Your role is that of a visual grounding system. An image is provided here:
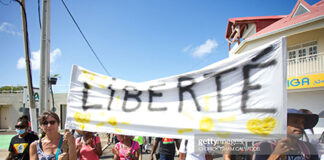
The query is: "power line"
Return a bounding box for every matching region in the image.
[38,0,41,28]
[60,0,112,76]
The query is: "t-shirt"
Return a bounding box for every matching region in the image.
[8,133,39,160]
[115,140,140,160]
[179,139,210,160]
[133,136,144,145]
[76,136,101,160]
[253,140,319,160]
[156,138,177,156]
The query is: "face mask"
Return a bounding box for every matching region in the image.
[16,128,26,135]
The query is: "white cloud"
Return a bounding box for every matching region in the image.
[17,49,62,70]
[182,45,192,53]
[192,39,218,57]
[50,48,62,63]
[17,57,26,69]
[0,22,22,36]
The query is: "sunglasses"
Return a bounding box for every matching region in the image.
[42,120,56,125]
[15,125,26,129]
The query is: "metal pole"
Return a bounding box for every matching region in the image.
[46,0,51,111]
[40,0,51,113]
[19,0,37,132]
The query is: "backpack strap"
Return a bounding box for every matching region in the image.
[296,140,310,159]
[55,135,63,160]
[269,140,277,151]
[130,140,135,153]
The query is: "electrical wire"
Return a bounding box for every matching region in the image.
[38,0,41,28]
[60,0,112,76]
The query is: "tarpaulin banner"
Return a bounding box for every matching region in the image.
[65,37,287,140]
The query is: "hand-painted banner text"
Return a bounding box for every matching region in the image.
[65,38,287,140]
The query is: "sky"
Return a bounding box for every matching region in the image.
[0,0,321,93]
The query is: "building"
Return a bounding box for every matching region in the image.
[225,0,324,133]
[0,89,67,130]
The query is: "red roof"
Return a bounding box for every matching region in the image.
[249,0,324,39]
[225,16,285,39]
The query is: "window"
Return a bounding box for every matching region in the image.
[309,46,317,59]
[287,41,318,63]
[288,51,296,63]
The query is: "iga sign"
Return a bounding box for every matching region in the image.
[287,73,324,89]
[65,38,287,140]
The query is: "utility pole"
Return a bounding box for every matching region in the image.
[19,0,37,132]
[40,0,51,113]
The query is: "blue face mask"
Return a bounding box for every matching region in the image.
[16,128,26,135]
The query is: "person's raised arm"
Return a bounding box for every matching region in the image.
[93,136,103,156]
[112,145,120,160]
[64,131,77,160]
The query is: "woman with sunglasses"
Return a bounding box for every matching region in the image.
[29,111,76,160]
[6,116,39,160]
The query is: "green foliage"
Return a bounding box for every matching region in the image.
[0,86,24,91]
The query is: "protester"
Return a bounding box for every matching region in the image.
[29,111,76,160]
[6,116,39,160]
[133,136,145,160]
[153,137,161,160]
[253,108,319,160]
[144,136,150,153]
[76,131,102,160]
[299,109,324,159]
[150,137,180,160]
[20,115,37,136]
[179,139,212,160]
[112,134,140,160]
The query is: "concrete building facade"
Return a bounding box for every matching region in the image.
[0,90,67,130]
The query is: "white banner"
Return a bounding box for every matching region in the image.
[65,38,287,140]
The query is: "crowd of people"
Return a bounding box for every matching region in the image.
[5,108,324,160]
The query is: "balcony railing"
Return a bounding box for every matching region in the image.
[287,52,324,77]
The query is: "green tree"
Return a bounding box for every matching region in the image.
[0,86,24,91]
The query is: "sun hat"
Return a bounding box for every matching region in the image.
[287,108,319,129]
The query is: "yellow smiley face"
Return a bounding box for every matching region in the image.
[108,117,117,126]
[73,112,91,130]
[247,117,276,136]
[199,117,214,132]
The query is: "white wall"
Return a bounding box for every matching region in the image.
[0,93,24,129]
